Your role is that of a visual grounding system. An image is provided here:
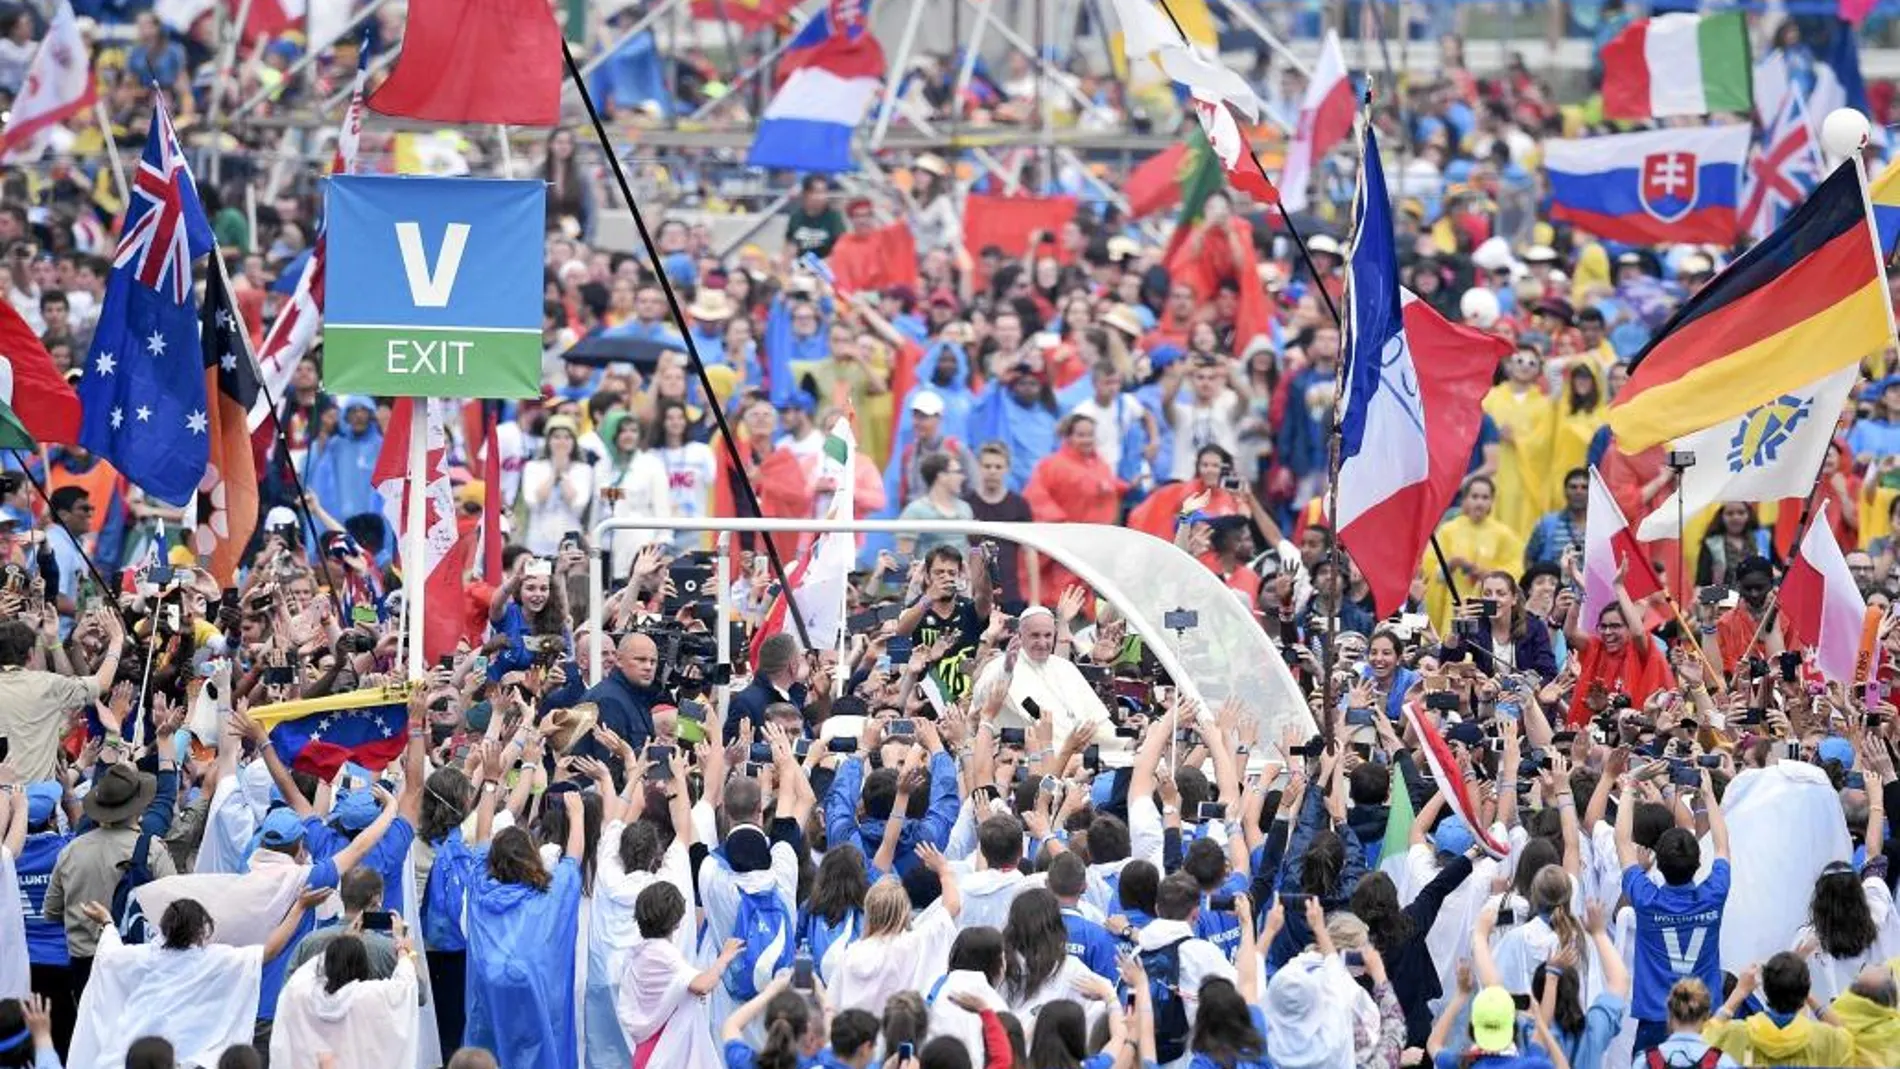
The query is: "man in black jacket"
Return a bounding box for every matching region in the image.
[573,632,669,781]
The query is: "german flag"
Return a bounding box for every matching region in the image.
[1610,161,1894,454]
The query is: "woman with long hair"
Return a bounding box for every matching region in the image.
[797,844,869,987]
[1550,362,1605,492]
[1446,570,1557,682]
[1480,864,1588,1001]
[269,934,421,1068]
[1026,988,1131,1069]
[1794,858,1900,1004]
[595,411,674,579]
[486,547,572,680]
[832,844,961,1016]
[1002,888,1103,1030]
[464,772,587,1069]
[1350,843,1478,1048]
[1189,892,1267,1069]
[649,399,717,553]
[542,127,597,240]
[419,766,476,1055]
[721,984,828,1069]
[520,414,596,556]
[1696,502,1774,587]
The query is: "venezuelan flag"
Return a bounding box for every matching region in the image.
[1611,162,1893,454]
[249,684,413,779]
[1872,156,1900,261]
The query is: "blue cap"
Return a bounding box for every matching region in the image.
[1432,815,1476,857]
[1446,721,1485,748]
[777,392,815,413]
[1819,736,1857,770]
[329,791,380,833]
[25,782,61,826]
[259,807,307,848]
[1148,344,1185,372]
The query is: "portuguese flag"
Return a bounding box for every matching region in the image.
[1125,126,1223,222]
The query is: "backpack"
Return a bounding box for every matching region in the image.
[1140,936,1193,1064]
[1643,1048,1723,1069]
[722,862,795,1001]
[110,832,159,945]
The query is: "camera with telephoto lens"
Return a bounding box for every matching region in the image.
[635,622,719,688]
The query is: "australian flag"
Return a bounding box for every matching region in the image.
[77,99,215,507]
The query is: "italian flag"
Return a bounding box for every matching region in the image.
[0,360,32,450]
[750,418,856,666]
[1602,12,1752,120]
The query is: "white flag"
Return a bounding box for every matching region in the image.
[798,418,858,655]
[1635,365,1856,540]
[0,0,95,163]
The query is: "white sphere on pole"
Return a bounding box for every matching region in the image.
[1821,107,1873,161]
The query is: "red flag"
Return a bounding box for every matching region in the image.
[1781,501,1867,682]
[1582,467,1666,628]
[690,0,799,30]
[1124,142,1191,219]
[1403,701,1509,858]
[0,301,81,444]
[368,0,561,126]
[827,222,919,297]
[962,194,1078,289]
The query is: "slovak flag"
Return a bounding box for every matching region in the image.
[747,0,885,174]
[1781,501,1868,682]
[1337,124,1510,616]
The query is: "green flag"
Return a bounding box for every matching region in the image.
[1378,762,1415,867]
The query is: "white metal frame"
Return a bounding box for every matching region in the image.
[588,517,1203,696]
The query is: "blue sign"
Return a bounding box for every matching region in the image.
[324,176,545,398]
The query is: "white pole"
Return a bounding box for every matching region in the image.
[206,0,258,186]
[404,401,427,681]
[588,546,605,686]
[497,124,514,177]
[716,535,732,719]
[869,0,930,149]
[94,98,129,214]
[244,181,257,254]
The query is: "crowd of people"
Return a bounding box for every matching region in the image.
[9,0,1900,1068]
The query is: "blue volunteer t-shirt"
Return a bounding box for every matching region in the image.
[257,857,341,1020]
[303,814,416,914]
[1062,906,1121,981]
[18,832,72,964]
[1191,873,1251,960]
[1623,858,1731,1022]
[724,1039,821,1069]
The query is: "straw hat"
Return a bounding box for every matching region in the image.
[545,702,600,753]
[688,289,734,322]
[915,153,949,177]
[1100,304,1145,338]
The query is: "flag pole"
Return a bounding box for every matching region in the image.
[560,35,813,650]
[208,249,347,622]
[1152,0,1469,625]
[93,98,130,215]
[402,399,427,681]
[6,449,132,633]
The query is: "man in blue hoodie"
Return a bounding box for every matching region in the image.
[571,632,670,779]
[823,714,959,879]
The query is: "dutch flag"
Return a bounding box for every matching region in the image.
[747,1,887,174]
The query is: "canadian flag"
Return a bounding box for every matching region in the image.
[1781,501,1867,683]
[0,0,96,163]
[1581,465,1665,629]
[1278,30,1353,214]
[373,398,471,664]
[248,63,365,470]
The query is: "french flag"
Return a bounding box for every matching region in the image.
[1782,501,1868,683]
[747,0,886,174]
[1543,124,1751,247]
[1338,124,1511,617]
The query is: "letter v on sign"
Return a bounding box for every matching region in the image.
[395,222,471,308]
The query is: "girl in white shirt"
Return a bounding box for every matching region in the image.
[831,846,963,1017]
[520,416,596,556]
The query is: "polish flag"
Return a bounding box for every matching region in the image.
[1278,30,1353,213]
[1781,501,1867,682]
[1581,466,1665,629]
[1403,701,1508,858]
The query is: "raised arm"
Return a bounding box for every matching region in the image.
[1701,767,1729,861]
[331,786,403,877]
